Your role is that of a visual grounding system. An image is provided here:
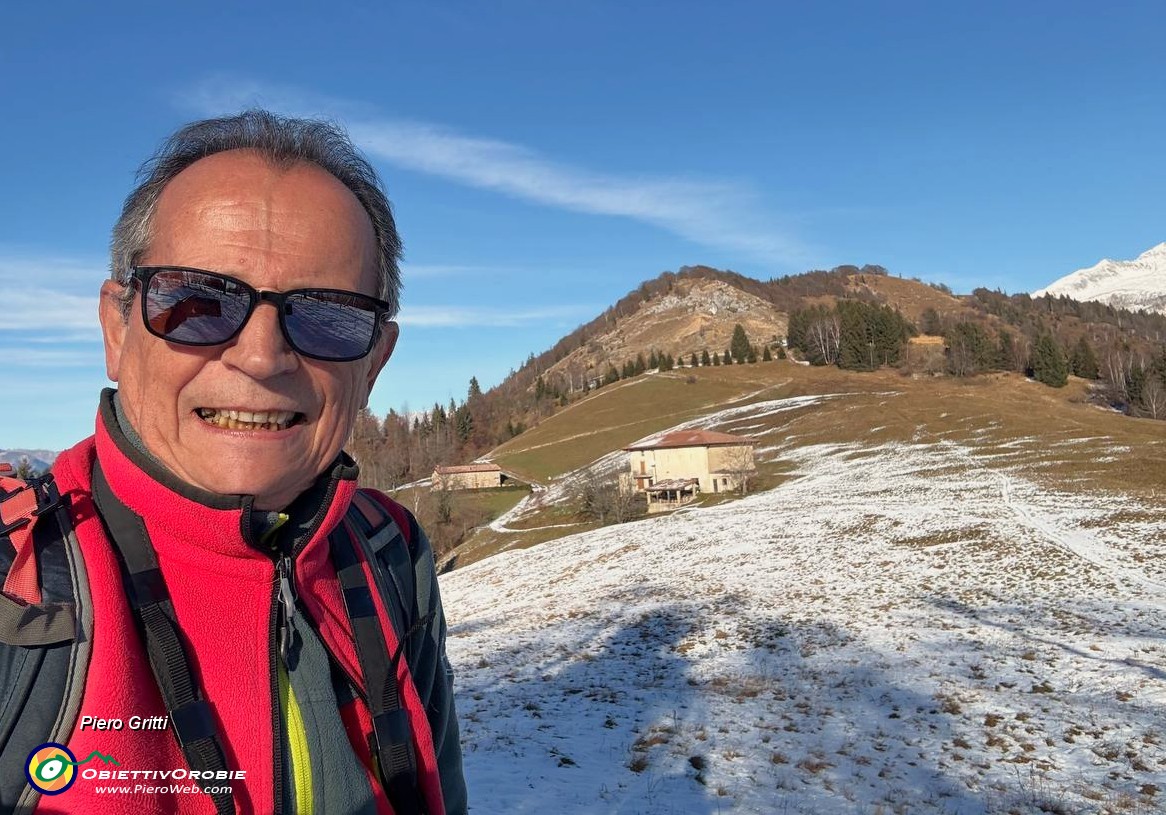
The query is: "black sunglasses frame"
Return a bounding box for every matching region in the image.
[129,266,393,362]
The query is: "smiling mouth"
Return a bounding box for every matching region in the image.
[195,408,305,431]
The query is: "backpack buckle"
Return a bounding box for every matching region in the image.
[0,474,66,521]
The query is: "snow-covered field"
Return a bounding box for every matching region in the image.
[441,407,1165,814]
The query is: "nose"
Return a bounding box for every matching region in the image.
[219,301,300,379]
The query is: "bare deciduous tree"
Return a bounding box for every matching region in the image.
[1140,378,1166,420]
[721,445,757,495]
[809,316,840,365]
[576,471,642,525]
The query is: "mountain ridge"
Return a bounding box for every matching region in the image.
[1034,242,1166,314]
[0,449,58,474]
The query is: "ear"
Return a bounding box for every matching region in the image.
[362,319,398,405]
[98,279,131,382]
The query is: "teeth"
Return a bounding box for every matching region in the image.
[197,408,299,430]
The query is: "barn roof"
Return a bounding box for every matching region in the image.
[433,462,502,475]
[624,430,753,451]
[645,478,700,492]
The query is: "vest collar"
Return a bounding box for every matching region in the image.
[94,388,360,558]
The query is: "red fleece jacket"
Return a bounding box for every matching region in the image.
[37,411,444,815]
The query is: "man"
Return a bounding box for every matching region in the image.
[0,111,466,814]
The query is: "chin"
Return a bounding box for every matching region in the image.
[199,469,304,505]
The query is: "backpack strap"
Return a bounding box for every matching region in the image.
[90,463,235,815]
[350,491,416,638]
[331,502,427,815]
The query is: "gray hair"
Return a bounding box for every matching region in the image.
[109,109,402,318]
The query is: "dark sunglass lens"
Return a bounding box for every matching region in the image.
[283,292,378,360]
[144,271,250,344]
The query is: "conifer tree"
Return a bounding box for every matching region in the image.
[1029,333,1069,387]
[14,457,37,480]
[712,353,721,366]
[724,348,733,365]
[690,352,698,368]
[455,404,474,442]
[731,324,751,364]
[945,321,993,376]
[762,346,772,362]
[920,307,943,335]
[701,349,711,366]
[997,330,1016,371]
[634,354,647,375]
[649,350,658,369]
[1070,336,1100,380]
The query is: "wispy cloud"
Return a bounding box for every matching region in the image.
[0,251,107,286]
[398,304,592,328]
[0,251,104,333]
[400,263,514,279]
[1,291,100,332]
[0,347,101,367]
[182,78,811,265]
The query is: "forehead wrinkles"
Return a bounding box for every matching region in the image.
[150,155,369,276]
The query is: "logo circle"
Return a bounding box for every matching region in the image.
[26,743,77,795]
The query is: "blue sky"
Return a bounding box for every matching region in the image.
[3,1,1164,450]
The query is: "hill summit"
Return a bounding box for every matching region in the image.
[542,276,788,386]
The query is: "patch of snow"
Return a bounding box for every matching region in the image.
[443,436,1166,814]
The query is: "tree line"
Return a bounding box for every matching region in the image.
[348,267,1166,503]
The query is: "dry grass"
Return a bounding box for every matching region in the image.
[450,361,1166,566]
[493,364,787,482]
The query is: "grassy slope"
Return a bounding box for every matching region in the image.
[453,360,1164,569]
[492,364,788,483]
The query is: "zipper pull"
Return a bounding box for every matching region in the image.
[277,556,297,662]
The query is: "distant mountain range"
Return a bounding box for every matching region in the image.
[0,449,58,474]
[1035,242,1166,314]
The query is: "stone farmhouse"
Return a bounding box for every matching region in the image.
[431,462,505,491]
[622,430,756,512]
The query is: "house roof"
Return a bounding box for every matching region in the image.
[624,430,754,451]
[433,463,502,475]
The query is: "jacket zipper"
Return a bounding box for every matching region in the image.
[269,474,343,814]
[270,555,288,814]
[277,555,297,663]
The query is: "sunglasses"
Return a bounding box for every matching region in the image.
[130,266,392,362]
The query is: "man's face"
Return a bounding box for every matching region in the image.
[99,150,397,510]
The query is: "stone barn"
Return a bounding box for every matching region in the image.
[431,462,505,491]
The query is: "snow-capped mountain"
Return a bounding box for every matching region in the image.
[0,449,57,474]
[1034,242,1166,314]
